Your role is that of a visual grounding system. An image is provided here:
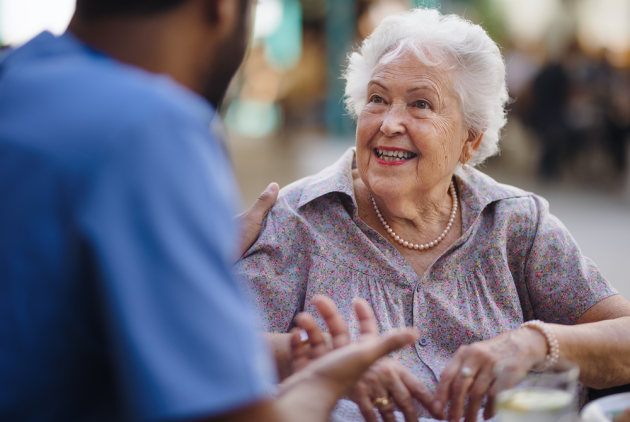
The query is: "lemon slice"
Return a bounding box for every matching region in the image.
[500,389,574,412]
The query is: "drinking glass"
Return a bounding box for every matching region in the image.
[493,359,580,422]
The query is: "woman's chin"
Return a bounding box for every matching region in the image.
[365,177,413,200]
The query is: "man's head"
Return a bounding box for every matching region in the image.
[75,0,187,19]
[71,0,253,108]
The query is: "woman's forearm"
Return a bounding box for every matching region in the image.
[553,316,630,389]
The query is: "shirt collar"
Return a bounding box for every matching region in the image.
[297,147,532,226]
[297,147,358,210]
[454,166,532,229]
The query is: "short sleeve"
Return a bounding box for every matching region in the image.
[522,195,618,324]
[233,199,311,334]
[76,107,276,421]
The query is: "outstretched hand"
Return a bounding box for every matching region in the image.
[278,327,418,405]
[288,296,437,422]
[233,182,278,260]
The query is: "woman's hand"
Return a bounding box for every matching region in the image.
[291,296,436,422]
[347,357,436,422]
[434,327,548,422]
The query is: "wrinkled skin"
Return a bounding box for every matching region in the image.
[355,50,479,226]
[353,49,484,285]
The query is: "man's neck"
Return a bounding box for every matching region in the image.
[67,9,214,94]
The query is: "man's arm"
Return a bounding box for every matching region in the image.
[203,329,418,422]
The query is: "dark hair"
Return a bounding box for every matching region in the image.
[75,0,188,19]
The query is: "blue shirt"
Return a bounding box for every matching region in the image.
[0,32,275,422]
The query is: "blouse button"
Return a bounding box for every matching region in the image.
[419,338,429,347]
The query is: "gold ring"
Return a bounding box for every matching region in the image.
[373,397,390,408]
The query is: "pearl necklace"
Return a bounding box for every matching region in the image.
[370,180,458,251]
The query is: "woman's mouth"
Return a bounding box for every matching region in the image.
[374,148,417,162]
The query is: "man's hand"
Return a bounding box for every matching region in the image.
[289,297,435,422]
[206,331,417,422]
[277,326,419,422]
[233,182,278,260]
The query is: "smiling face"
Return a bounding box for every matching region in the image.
[356,50,477,205]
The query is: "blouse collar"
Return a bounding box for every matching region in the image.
[297,147,532,229]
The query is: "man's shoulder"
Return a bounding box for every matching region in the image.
[0,44,216,177]
[0,37,212,152]
[42,56,210,134]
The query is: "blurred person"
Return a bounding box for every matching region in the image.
[527,58,571,180]
[235,8,630,422]
[596,57,630,176]
[0,0,419,421]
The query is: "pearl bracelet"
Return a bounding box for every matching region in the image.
[520,319,560,372]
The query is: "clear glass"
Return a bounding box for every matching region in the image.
[494,359,580,422]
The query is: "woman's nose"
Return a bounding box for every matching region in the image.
[380,104,407,137]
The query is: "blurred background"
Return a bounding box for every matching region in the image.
[2,0,629,298]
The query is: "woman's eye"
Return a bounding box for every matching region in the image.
[415,100,430,109]
[371,96,384,104]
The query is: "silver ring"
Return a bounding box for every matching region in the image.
[460,367,473,378]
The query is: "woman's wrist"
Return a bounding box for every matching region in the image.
[520,320,560,371]
[518,325,548,359]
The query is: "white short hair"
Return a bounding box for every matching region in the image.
[344,8,509,166]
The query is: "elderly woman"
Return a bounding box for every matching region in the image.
[234,8,630,422]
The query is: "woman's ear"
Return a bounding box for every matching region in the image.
[459,131,484,164]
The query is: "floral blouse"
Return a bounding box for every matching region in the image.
[234,148,616,416]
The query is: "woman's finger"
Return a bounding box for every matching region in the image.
[289,328,310,372]
[385,370,419,422]
[433,350,466,419]
[464,365,494,422]
[398,367,437,417]
[353,385,380,422]
[447,356,481,422]
[372,387,397,422]
[360,364,397,422]
[353,298,379,338]
[295,312,329,360]
[312,295,351,349]
[483,380,497,420]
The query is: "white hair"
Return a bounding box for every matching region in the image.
[344,8,509,166]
